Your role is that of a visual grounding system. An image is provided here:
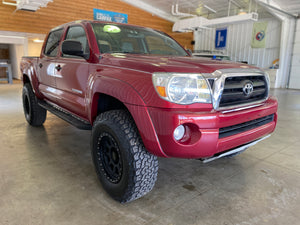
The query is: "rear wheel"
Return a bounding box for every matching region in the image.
[91,110,158,203]
[22,83,47,126]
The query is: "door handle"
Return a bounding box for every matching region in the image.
[39,63,43,68]
[55,65,62,71]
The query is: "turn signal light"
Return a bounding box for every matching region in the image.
[156,86,167,97]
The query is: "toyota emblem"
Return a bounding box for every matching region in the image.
[243,82,254,97]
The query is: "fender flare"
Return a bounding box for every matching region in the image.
[21,60,43,99]
[87,74,167,157]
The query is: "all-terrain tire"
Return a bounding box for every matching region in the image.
[91,110,158,203]
[22,83,47,126]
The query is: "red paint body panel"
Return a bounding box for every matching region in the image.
[89,61,214,110]
[55,58,90,117]
[125,104,167,158]
[20,20,278,159]
[147,98,277,158]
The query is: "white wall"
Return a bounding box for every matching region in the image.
[8,44,24,79]
[0,31,28,80]
[194,18,281,69]
[28,40,43,57]
[0,31,45,80]
[289,19,300,89]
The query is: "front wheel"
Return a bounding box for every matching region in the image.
[91,110,158,203]
[22,83,47,126]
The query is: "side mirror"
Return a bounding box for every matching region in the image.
[62,40,86,59]
[186,49,192,56]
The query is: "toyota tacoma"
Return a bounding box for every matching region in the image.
[20,20,278,203]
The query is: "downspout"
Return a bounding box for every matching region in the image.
[171,4,195,17]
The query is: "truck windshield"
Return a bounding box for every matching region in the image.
[92,23,188,56]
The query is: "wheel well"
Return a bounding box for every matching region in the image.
[96,93,127,116]
[23,74,30,85]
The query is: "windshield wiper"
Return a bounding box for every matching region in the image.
[109,51,148,54]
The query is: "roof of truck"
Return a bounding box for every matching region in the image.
[51,20,148,32]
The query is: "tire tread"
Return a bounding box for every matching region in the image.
[93,110,158,203]
[23,83,47,126]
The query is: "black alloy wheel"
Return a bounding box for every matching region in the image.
[97,132,123,183]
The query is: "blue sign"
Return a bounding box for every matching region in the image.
[215,28,227,49]
[93,9,128,24]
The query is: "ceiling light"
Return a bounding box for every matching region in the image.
[33,39,44,43]
[238,9,247,15]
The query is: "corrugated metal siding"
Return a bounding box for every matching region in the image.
[194,19,281,69]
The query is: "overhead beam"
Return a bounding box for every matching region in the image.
[204,5,217,14]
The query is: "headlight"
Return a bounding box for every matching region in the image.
[152,73,212,104]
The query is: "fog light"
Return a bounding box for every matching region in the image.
[173,125,185,141]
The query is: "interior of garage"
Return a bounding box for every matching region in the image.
[1,0,300,224]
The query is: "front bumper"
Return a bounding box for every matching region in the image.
[147,97,277,159]
[201,134,271,163]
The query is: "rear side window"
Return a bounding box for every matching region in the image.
[44,29,63,57]
[64,26,90,58]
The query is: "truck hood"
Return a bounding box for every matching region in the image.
[102,53,258,74]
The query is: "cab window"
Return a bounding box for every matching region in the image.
[64,26,90,58]
[44,29,63,57]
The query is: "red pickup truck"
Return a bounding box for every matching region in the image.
[20,20,278,203]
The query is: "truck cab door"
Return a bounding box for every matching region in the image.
[55,25,91,118]
[38,28,64,103]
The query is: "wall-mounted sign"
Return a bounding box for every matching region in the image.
[215,28,227,49]
[93,9,128,24]
[251,22,268,48]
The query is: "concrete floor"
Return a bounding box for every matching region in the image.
[0,83,300,225]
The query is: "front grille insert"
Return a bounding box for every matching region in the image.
[219,76,267,108]
[219,114,274,139]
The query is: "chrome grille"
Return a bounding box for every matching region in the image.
[219,75,268,108]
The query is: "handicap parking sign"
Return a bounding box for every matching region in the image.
[215,28,227,49]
